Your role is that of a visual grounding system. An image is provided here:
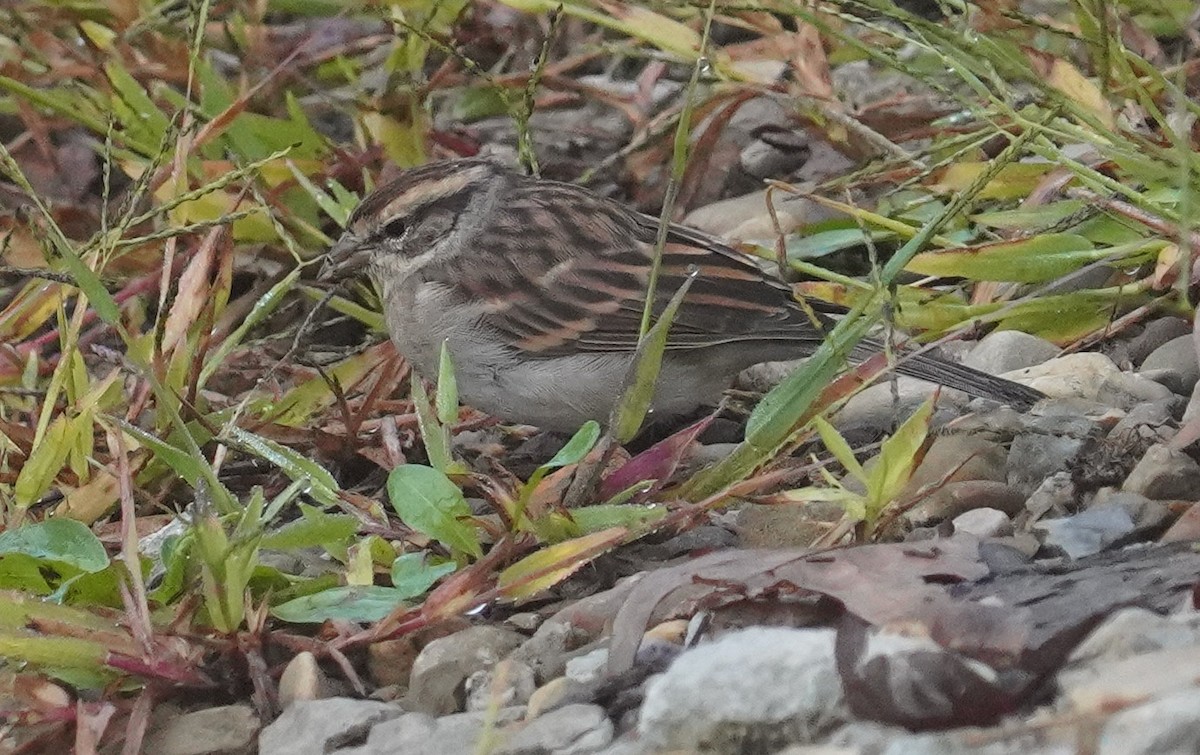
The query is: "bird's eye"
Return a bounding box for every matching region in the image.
[384,218,407,238]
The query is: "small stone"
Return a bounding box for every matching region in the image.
[406,626,527,715]
[638,628,844,754]
[1061,607,1200,680]
[1006,432,1087,497]
[526,676,600,720]
[908,434,1009,488]
[259,698,400,755]
[342,707,525,755]
[279,651,328,708]
[506,612,544,633]
[964,331,1059,375]
[904,481,1026,528]
[1160,502,1200,543]
[1127,317,1192,364]
[1122,443,1200,500]
[465,659,537,712]
[1107,400,1177,445]
[952,508,1013,538]
[493,704,614,755]
[564,648,609,685]
[1098,689,1200,755]
[1005,353,1173,409]
[832,378,969,444]
[1183,380,1200,425]
[1141,334,1199,391]
[1032,505,1136,559]
[146,705,259,755]
[1025,472,1077,520]
[736,501,844,548]
[367,619,469,689]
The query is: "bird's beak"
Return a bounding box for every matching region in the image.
[319,231,371,282]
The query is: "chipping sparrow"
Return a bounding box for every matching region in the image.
[324,158,1042,432]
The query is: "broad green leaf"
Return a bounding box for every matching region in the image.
[971,200,1087,230]
[106,60,171,144]
[990,286,1152,343]
[387,465,481,558]
[0,555,52,593]
[288,159,349,226]
[569,504,666,533]
[257,345,379,426]
[260,506,359,552]
[908,234,1153,283]
[0,634,109,671]
[545,421,602,469]
[512,420,602,531]
[119,422,208,489]
[390,552,457,599]
[0,519,108,574]
[785,226,894,260]
[271,586,408,623]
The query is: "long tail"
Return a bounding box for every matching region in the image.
[852,338,1045,408]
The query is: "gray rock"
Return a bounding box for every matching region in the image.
[952,507,1013,538]
[1183,379,1200,425]
[638,628,844,754]
[1098,689,1200,755]
[1127,317,1192,364]
[146,704,259,755]
[832,378,969,441]
[1006,432,1086,497]
[1037,263,1115,296]
[1005,353,1173,410]
[1025,471,1077,520]
[493,704,614,755]
[1032,504,1137,559]
[964,331,1059,375]
[465,659,537,712]
[909,434,1009,488]
[1060,607,1200,688]
[830,720,1073,755]
[406,626,527,715]
[279,651,329,708]
[1122,443,1200,500]
[564,648,610,685]
[1108,400,1177,445]
[1089,491,1172,534]
[904,481,1026,528]
[337,707,525,755]
[259,699,401,755]
[1141,334,1199,391]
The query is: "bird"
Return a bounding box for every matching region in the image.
[323,158,1042,433]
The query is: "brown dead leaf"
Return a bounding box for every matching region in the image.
[607,536,1026,674]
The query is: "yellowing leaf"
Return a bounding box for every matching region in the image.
[497,528,627,600]
[930,163,1052,200]
[1047,59,1115,129]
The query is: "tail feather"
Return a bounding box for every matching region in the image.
[852,340,1045,408]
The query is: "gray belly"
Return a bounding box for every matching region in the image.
[380,277,768,431]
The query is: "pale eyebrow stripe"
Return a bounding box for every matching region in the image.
[379,166,490,219]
